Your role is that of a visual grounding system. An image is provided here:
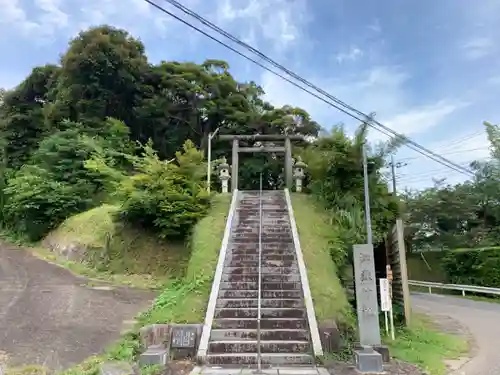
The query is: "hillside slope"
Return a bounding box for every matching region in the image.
[291,193,354,328]
[42,195,231,292]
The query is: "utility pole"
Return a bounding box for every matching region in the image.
[207,127,220,194]
[362,143,373,245]
[388,156,408,196]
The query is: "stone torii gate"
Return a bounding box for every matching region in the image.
[218,134,305,191]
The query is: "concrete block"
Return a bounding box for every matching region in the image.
[100,361,135,375]
[139,345,168,366]
[373,344,390,363]
[318,320,341,352]
[353,348,384,374]
[139,324,170,348]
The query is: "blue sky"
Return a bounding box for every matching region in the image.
[1,0,499,190]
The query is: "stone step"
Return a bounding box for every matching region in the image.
[237,206,287,211]
[225,251,296,259]
[213,318,308,330]
[227,255,296,262]
[218,290,303,299]
[215,308,306,319]
[209,329,309,341]
[232,230,292,235]
[228,248,294,254]
[222,267,299,275]
[206,353,314,366]
[233,228,291,234]
[237,219,289,225]
[216,299,304,308]
[228,243,294,251]
[231,235,292,241]
[221,274,301,283]
[226,260,297,268]
[231,235,294,243]
[208,340,311,354]
[219,282,302,291]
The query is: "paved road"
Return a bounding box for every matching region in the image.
[413,293,500,375]
[0,242,156,370]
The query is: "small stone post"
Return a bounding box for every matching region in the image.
[218,157,231,193]
[293,157,307,192]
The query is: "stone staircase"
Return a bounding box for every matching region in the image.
[205,190,315,368]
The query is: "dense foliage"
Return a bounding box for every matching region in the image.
[300,123,400,270]
[442,248,500,287]
[0,25,399,255]
[403,122,500,285]
[86,140,210,239]
[403,121,500,252]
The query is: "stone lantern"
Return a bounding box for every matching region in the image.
[293,156,307,192]
[218,157,231,193]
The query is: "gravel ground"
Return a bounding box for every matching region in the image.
[326,359,428,375]
[413,293,500,375]
[0,242,156,371]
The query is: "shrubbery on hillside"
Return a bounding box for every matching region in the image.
[86,139,210,239]
[2,119,132,240]
[442,248,500,288]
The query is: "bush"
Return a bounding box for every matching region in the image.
[87,140,210,239]
[3,165,92,240]
[2,118,132,240]
[442,248,500,287]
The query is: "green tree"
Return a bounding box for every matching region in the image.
[44,25,148,132]
[0,65,60,169]
[403,121,500,251]
[86,140,210,239]
[3,165,92,240]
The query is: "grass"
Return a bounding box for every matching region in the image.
[41,204,189,285]
[51,194,232,375]
[290,193,354,328]
[386,314,468,375]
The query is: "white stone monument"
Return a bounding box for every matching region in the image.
[293,156,307,192]
[217,157,231,193]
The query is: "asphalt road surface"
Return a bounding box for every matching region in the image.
[0,242,156,370]
[413,293,500,375]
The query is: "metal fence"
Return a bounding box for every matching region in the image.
[409,280,500,297]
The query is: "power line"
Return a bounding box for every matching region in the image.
[396,161,473,178]
[398,147,489,162]
[439,131,485,151]
[397,167,473,184]
[143,0,475,176]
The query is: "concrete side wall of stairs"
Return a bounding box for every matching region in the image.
[197,190,323,368]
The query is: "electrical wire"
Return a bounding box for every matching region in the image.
[398,147,490,162]
[143,0,475,176]
[156,0,478,176]
[438,131,485,151]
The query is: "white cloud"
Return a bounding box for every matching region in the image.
[35,0,69,33]
[258,64,466,155]
[0,0,180,42]
[383,101,467,139]
[488,75,500,85]
[367,19,381,33]
[0,0,38,35]
[335,45,363,64]
[260,65,410,129]
[215,0,310,53]
[462,37,494,60]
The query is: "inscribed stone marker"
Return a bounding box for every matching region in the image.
[171,326,197,348]
[353,244,381,346]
